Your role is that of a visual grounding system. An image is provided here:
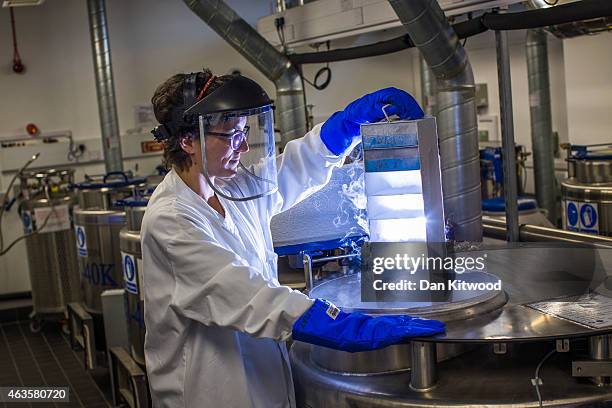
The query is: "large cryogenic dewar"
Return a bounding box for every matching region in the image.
[290,118,612,407]
[18,168,80,331]
[292,245,612,407]
[108,194,151,408]
[562,143,612,236]
[68,172,144,369]
[118,196,148,367]
[106,182,161,408]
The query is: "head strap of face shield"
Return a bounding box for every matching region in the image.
[183,73,197,108]
[151,72,198,142]
[151,72,201,142]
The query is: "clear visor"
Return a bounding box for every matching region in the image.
[198,106,278,201]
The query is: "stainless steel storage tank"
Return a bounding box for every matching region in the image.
[291,245,612,407]
[562,144,612,236]
[72,172,144,355]
[118,196,148,367]
[19,168,79,331]
[112,177,161,405]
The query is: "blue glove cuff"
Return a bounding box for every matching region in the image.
[292,299,342,333]
[292,299,347,350]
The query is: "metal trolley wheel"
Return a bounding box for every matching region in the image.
[60,320,70,336]
[28,318,42,334]
[28,312,70,335]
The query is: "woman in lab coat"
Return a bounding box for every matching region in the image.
[141,69,444,408]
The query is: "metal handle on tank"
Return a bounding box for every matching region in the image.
[302,252,359,292]
[103,171,129,184]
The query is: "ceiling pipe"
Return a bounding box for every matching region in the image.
[389,0,482,242]
[87,0,123,172]
[526,29,558,224]
[183,0,307,148]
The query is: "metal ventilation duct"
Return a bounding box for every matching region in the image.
[526,29,558,224]
[183,0,307,148]
[389,0,482,242]
[87,0,123,172]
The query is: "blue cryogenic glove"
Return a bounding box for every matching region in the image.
[292,299,445,353]
[320,87,425,155]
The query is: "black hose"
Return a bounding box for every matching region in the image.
[288,0,611,65]
[454,16,488,38]
[289,35,414,64]
[483,0,612,31]
[287,18,488,64]
[289,18,489,65]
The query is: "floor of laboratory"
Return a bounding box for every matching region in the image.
[0,306,112,408]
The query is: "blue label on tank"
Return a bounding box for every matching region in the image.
[75,225,88,257]
[566,201,600,235]
[22,211,32,234]
[580,203,598,233]
[566,201,579,230]
[122,253,138,295]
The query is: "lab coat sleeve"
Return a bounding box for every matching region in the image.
[165,212,314,341]
[272,122,350,215]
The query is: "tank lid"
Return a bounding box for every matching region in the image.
[21,168,75,179]
[570,145,612,161]
[115,196,149,207]
[482,197,537,212]
[74,172,145,190]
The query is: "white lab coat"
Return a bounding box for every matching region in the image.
[141,124,344,408]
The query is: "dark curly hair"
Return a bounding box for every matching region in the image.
[151,68,231,171]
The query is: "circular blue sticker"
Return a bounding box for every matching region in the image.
[567,202,578,227]
[124,255,135,282]
[22,212,31,227]
[76,227,86,248]
[580,204,597,228]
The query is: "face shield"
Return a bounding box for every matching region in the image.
[198,105,278,201]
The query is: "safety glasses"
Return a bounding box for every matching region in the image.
[206,125,250,150]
